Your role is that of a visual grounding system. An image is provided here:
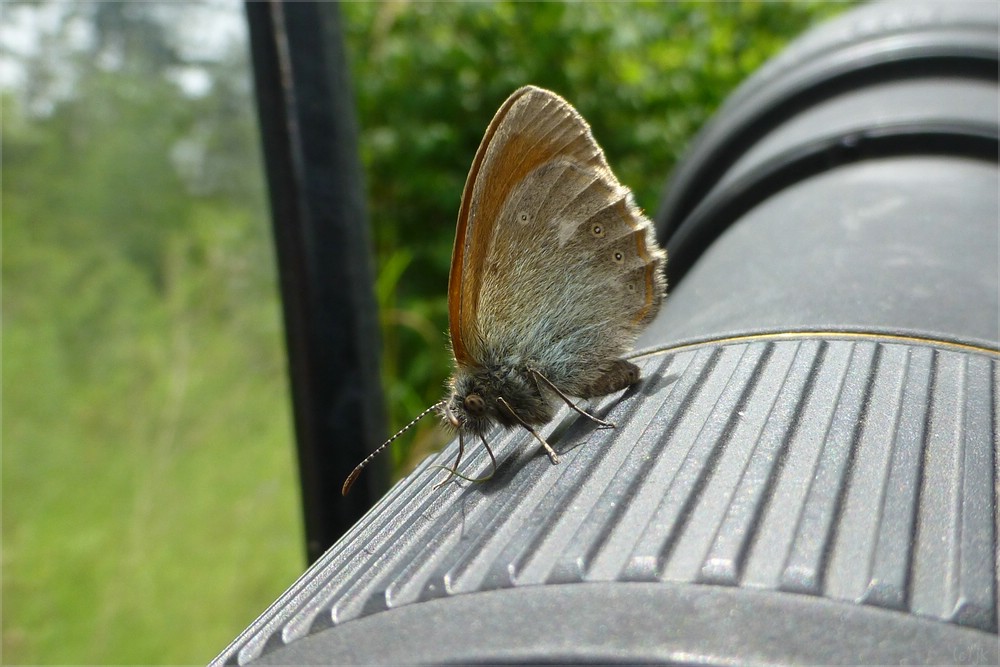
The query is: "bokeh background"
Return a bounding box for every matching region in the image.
[2,1,848,663]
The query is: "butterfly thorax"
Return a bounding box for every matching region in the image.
[441,362,556,437]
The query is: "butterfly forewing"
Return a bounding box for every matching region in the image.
[449,86,611,365]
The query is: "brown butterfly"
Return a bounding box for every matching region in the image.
[343,85,665,495]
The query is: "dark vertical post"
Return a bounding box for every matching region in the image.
[245,0,387,563]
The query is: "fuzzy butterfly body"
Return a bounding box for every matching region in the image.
[441,86,666,450]
[342,85,665,496]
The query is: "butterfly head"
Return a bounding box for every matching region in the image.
[442,362,557,437]
[442,384,493,436]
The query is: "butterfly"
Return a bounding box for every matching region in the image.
[343,85,666,495]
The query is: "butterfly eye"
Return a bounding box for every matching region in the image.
[518,211,531,224]
[612,250,625,264]
[464,393,486,416]
[591,224,606,238]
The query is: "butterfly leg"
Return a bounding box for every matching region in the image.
[529,367,614,428]
[478,434,498,478]
[498,396,560,464]
[433,430,465,490]
[431,433,498,489]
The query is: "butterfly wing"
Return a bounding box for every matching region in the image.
[449,86,665,392]
[450,87,605,364]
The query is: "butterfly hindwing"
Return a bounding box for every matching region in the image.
[478,160,663,393]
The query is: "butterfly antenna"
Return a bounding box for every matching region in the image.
[342,400,446,496]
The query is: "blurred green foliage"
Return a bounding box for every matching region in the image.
[2,1,847,664]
